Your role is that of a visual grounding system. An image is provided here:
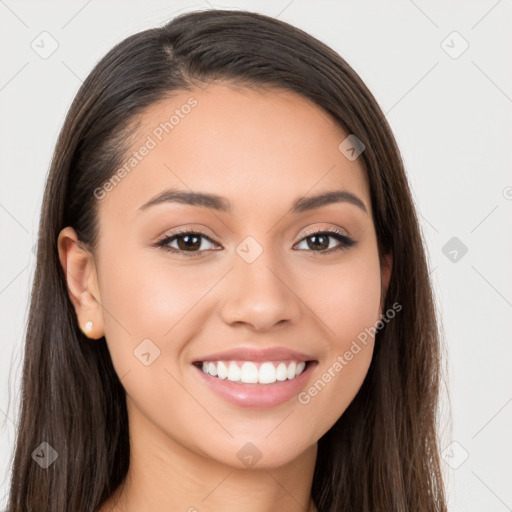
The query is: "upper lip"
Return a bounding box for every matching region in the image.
[192,346,316,363]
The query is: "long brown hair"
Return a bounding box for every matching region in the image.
[7,9,447,511]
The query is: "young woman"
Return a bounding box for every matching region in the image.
[7,9,447,512]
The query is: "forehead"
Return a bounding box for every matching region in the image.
[98,83,370,221]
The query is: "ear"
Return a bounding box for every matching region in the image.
[57,226,104,340]
[379,252,393,316]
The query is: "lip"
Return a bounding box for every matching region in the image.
[192,346,315,364]
[193,360,318,409]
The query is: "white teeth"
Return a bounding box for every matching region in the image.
[258,362,276,384]
[276,362,288,381]
[208,362,217,376]
[217,361,228,379]
[227,362,241,381]
[199,360,308,384]
[240,362,259,383]
[287,361,296,380]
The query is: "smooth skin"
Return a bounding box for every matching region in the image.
[58,83,392,512]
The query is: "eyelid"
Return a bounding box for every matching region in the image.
[158,224,218,241]
[298,225,349,240]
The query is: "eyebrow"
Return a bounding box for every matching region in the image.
[138,188,367,214]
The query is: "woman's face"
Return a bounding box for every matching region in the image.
[69,83,391,469]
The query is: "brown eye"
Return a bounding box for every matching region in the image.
[174,233,202,251]
[295,230,356,254]
[306,233,330,251]
[155,230,220,255]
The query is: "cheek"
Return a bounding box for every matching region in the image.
[309,244,383,346]
[294,244,382,431]
[100,240,213,331]
[97,242,224,383]
[96,250,217,424]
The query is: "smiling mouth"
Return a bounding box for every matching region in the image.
[192,360,314,385]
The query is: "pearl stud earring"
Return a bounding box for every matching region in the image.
[82,321,93,335]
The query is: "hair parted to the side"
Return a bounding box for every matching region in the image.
[7,9,447,512]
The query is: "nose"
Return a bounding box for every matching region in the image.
[219,247,302,332]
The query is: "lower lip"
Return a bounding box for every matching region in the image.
[193,362,317,408]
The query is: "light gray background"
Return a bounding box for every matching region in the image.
[1,1,511,510]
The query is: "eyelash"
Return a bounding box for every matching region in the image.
[154,227,356,257]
